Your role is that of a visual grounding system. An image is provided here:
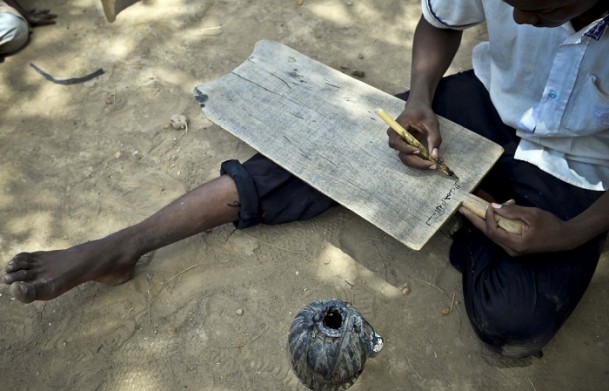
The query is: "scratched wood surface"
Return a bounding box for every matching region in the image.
[194,40,503,250]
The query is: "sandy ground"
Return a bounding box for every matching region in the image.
[1,1,608,390]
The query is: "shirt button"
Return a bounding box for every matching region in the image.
[548,90,558,99]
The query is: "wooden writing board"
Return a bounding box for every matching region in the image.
[194,40,503,250]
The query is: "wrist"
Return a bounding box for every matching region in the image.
[404,93,433,112]
[563,218,602,249]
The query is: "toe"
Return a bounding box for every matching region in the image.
[10,282,36,304]
[3,269,35,284]
[5,253,34,272]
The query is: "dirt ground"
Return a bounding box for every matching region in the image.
[1,1,608,390]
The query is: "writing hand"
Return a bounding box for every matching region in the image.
[387,100,442,170]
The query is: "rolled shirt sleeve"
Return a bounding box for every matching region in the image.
[421,0,486,29]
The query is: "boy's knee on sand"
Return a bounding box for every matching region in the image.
[0,12,28,54]
[470,296,559,358]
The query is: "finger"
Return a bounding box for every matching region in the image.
[426,132,442,157]
[461,205,506,240]
[387,128,405,147]
[485,206,522,247]
[398,152,436,170]
[387,129,423,155]
[388,129,435,170]
[484,203,501,235]
[390,139,421,156]
[485,203,515,237]
[489,201,529,221]
[387,127,419,144]
[460,206,522,254]
[395,114,422,136]
[493,199,516,208]
[458,206,487,231]
[400,120,430,143]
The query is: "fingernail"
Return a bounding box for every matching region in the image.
[431,148,439,159]
[491,202,502,208]
[429,164,437,170]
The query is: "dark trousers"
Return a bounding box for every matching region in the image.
[411,71,606,357]
[221,71,607,358]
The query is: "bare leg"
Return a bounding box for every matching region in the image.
[2,175,240,303]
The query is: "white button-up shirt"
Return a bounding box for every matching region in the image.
[0,1,24,19]
[422,0,609,191]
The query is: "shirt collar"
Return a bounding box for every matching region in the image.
[584,14,609,41]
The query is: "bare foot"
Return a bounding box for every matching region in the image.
[2,237,140,303]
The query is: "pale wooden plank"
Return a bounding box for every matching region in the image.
[194,40,503,250]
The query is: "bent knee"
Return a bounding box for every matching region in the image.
[470,309,555,358]
[0,13,29,54]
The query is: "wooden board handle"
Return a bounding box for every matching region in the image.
[461,194,523,235]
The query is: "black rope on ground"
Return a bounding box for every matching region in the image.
[30,63,105,85]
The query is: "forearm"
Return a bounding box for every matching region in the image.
[567,190,609,243]
[409,16,463,106]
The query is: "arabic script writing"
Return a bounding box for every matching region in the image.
[425,182,461,226]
